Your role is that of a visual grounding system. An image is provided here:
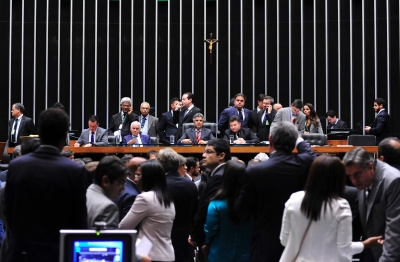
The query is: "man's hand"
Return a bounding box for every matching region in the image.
[127,138,137,145]
[198,140,207,144]
[127,106,133,114]
[291,116,297,124]
[267,105,272,114]
[364,126,371,133]
[73,143,80,147]
[182,139,192,144]
[188,236,198,247]
[83,143,93,147]
[140,255,152,262]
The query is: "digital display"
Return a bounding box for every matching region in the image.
[73,241,123,262]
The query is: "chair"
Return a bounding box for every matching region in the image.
[108,135,116,145]
[347,135,376,146]
[301,134,327,146]
[182,122,218,138]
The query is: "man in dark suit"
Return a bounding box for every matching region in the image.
[365,98,391,145]
[256,96,277,141]
[250,94,266,133]
[157,97,181,144]
[343,147,400,262]
[236,121,316,261]
[4,108,87,261]
[123,121,152,145]
[107,97,139,141]
[177,113,216,144]
[138,102,159,137]
[74,115,108,147]
[115,157,146,221]
[178,92,202,138]
[189,139,231,256]
[218,93,252,135]
[326,109,348,129]
[157,148,198,262]
[8,103,36,147]
[223,115,260,144]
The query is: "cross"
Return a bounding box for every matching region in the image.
[204,33,218,64]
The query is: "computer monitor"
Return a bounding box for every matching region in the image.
[326,128,357,140]
[59,229,137,262]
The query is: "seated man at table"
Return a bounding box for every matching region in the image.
[123,121,152,146]
[177,113,215,144]
[74,115,108,147]
[223,115,260,144]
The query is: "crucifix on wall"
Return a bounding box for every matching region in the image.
[204,33,218,64]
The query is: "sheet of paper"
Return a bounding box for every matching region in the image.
[136,235,152,256]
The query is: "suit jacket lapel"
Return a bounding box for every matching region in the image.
[18,117,25,132]
[366,162,384,222]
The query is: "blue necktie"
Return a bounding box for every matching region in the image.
[12,118,19,143]
[91,132,94,143]
[263,112,268,125]
[141,117,146,129]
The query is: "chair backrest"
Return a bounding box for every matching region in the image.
[2,140,10,164]
[347,135,376,146]
[108,135,116,144]
[182,122,218,138]
[150,137,159,144]
[301,134,327,146]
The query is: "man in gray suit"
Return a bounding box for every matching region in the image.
[86,156,130,229]
[271,99,306,134]
[178,113,215,144]
[343,147,400,262]
[74,115,108,147]
[138,102,159,137]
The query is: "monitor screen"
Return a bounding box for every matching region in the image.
[60,230,136,262]
[326,129,357,140]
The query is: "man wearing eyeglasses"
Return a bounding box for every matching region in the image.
[271,99,306,134]
[86,156,130,229]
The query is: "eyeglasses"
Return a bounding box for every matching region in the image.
[203,149,216,154]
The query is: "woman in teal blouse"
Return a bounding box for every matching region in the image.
[202,160,253,262]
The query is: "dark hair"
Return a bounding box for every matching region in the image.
[292,99,303,109]
[38,108,69,146]
[186,156,198,171]
[145,150,158,160]
[264,96,274,104]
[270,121,298,152]
[61,149,74,157]
[13,103,25,113]
[140,160,172,208]
[207,139,231,162]
[378,137,400,165]
[229,115,240,123]
[183,92,195,103]
[170,97,180,105]
[21,138,41,155]
[374,98,386,108]
[88,115,99,122]
[120,154,134,164]
[257,94,266,102]
[198,168,211,197]
[94,156,130,185]
[301,155,346,221]
[51,102,65,111]
[326,110,337,118]
[304,103,320,127]
[212,160,246,223]
[234,93,246,101]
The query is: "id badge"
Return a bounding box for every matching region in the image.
[11,129,15,135]
[118,124,122,130]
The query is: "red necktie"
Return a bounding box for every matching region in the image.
[196,131,201,143]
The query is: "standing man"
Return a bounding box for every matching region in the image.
[4,108,87,261]
[177,113,216,144]
[157,97,181,144]
[256,95,277,141]
[222,115,260,144]
[343,147,400,261]
[218,93,252,135]
[272,99,306,134]
[250,94,266,133]
[365,98,391,145]
[108,97,139,141]
[124,121,152,145]
[138,102,159,137]
[74,115,108,147]
[326,110,348,129]
[236,121,316,261]
[8,103,36,147]
[178,92,202,138]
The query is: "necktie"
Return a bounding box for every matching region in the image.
[238,110,244,122]
[91,132,94,143]
[183,109,189,118]
[12,118,19,143]
[365,188,371,206]
[263,112,269,125]
[122,113,127,123]
[196,130,201,143]
[141,117,146,129]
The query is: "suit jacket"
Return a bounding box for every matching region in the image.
[123,134,152,145]
[177,127,216,144]
[358,160,400,261]
[86,184,119,229]
[256,109,277,141]
[327,119,348,129]
[218,107,252,134]
[271,107,306,134]
[157,110,180,144]
[250,109,261,133]
[165,171,198,261]
[236,142,316,262]
[76,127,108,146]
[305,119,323,134]
[368,110,391,145]
[8,115,36,146]
[139,114,159,137]
[107,112,139,138]
[191,163,226,245]
[223,127,260,144]
[4,146,87,262]
[119,191,176,261]
[115,179,140,221]
[177,106,202,138]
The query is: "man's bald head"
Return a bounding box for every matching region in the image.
[127,157,147,180]
[378,137,400,166]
